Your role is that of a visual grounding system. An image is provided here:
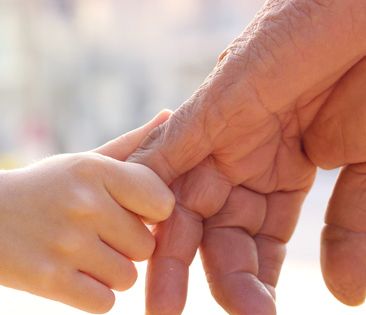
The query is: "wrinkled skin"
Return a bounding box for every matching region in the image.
[126,1,366,314]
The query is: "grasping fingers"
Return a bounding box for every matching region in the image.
[144,159,232,315]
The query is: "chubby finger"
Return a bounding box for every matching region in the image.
[146,205,203,315]
[94,110,172,161]
[96,194,156,261]
[102,159,175,222]
[43,269,115,314]
[75,240,137,292]
[322,164,366,306]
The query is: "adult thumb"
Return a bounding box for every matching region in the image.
[127,99,218,184]
[94,110,172,161]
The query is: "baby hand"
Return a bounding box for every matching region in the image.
[0,112,174,313]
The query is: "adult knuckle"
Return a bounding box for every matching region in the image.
[145,124,166,147]
[172,102,207,141]
[205,187,267,236]
[129,124,166,161]
[160,104,209,168]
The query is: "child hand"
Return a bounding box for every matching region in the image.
[0,111,175,313]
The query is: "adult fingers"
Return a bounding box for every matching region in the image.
[202,228,276,315]
[145,205,203,315]
[201,188,305,314]
[94,110,171,161]
[321,164,366,306]
[255,191,306,294]
[146,159,232,315]
[201,187,274,315]
[102,159,175,222]
[128,0,366,184]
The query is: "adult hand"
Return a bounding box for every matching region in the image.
[127,1,366,314]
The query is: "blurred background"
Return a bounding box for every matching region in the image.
[0,0,365,314]
[0,0,261,164]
